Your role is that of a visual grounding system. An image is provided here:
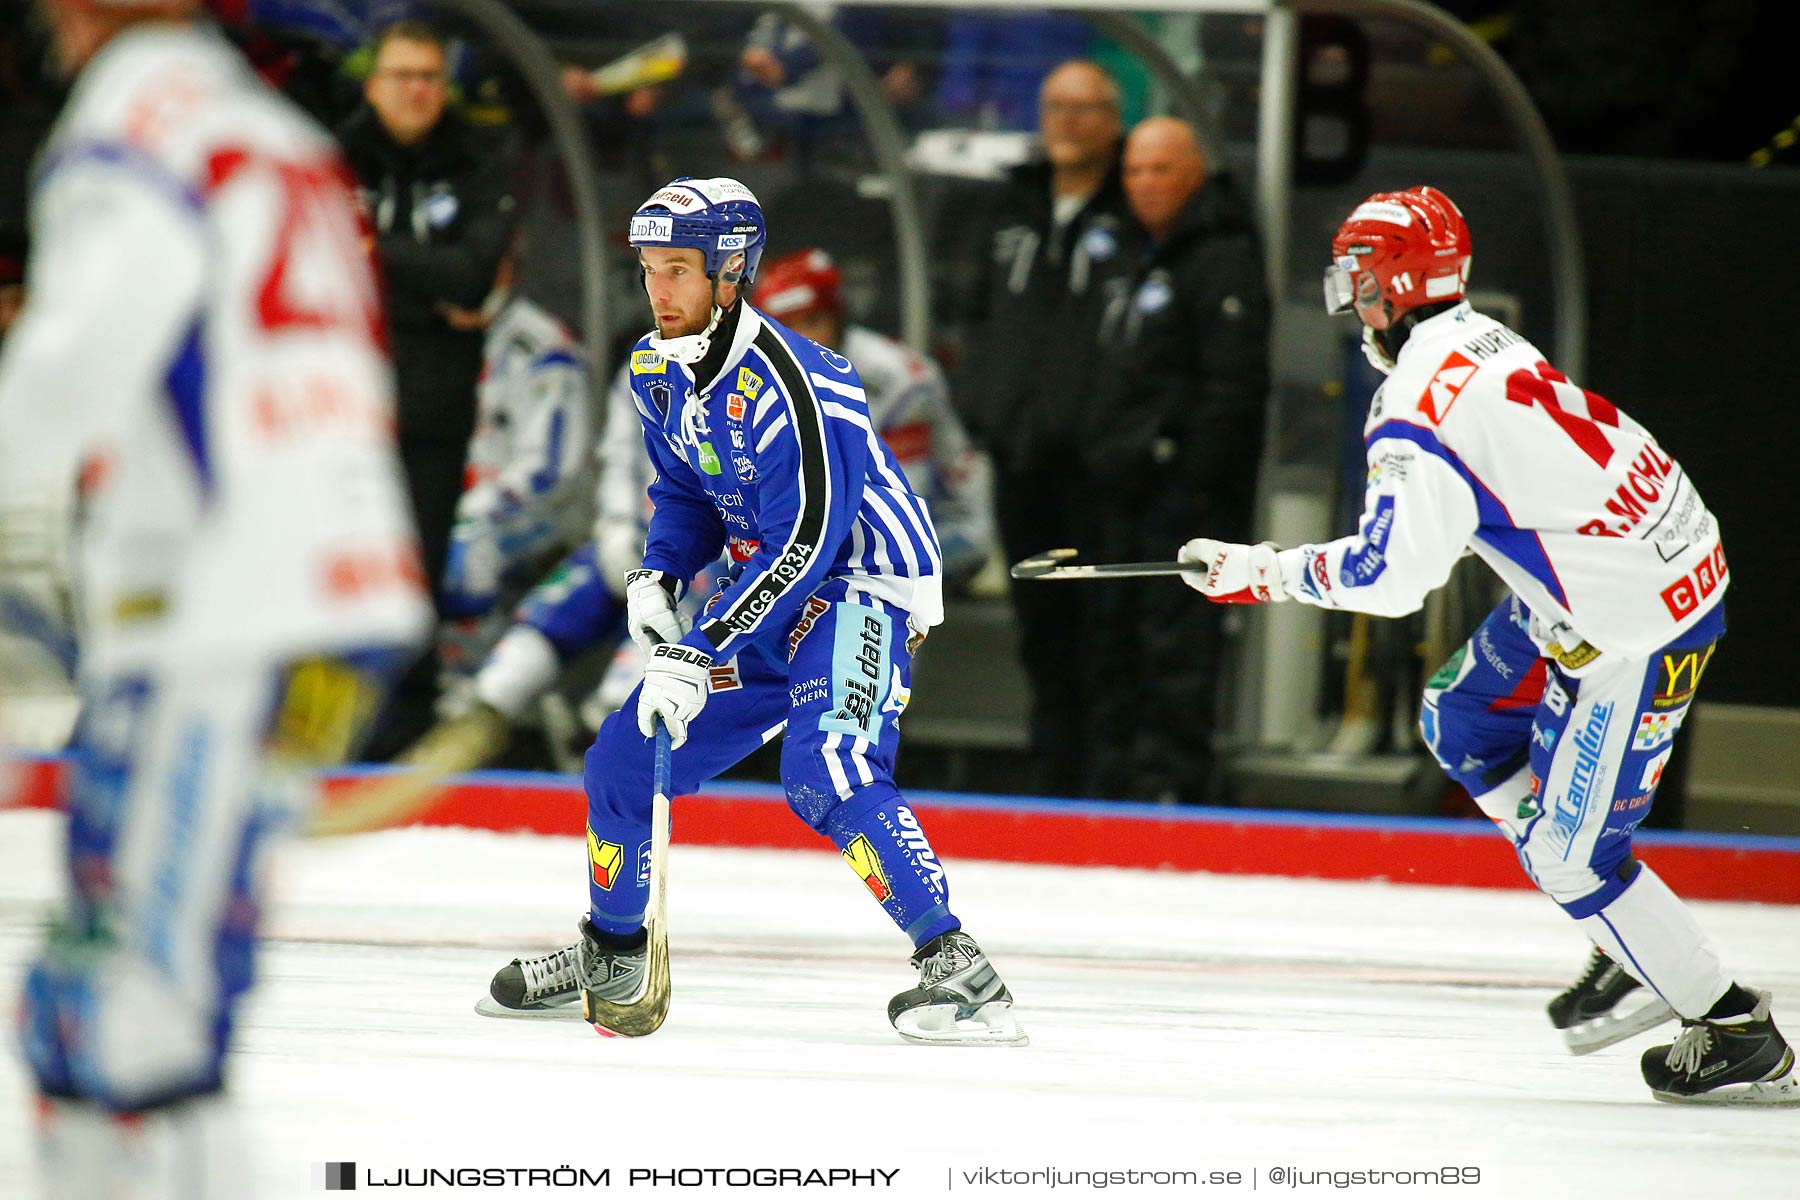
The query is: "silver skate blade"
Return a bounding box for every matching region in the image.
[892,1001,1029,1047]
[1562,996,1678,1055]
[473,995,585,1020]
[1651,1065,1800,1107]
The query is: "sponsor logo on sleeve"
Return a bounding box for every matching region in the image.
[726,393,746,421]
[737,367,764,399]
[722,543,815,633]
[1640,745,1673,791]
[1340,494,1396,586]
[706,661,741,692]
[631,349,666,375]
[697,441,723,475]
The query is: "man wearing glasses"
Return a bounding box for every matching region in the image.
[338,20,517,758]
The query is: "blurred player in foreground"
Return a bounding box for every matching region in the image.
[479,179,1023,1044]
[1179,185,1793,1106]
[0,1,431,1193]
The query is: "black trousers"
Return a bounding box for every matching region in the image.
[362,434,470,761]
[1084,494,1236,804]
[994,459,1096,797]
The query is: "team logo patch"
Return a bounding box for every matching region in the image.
[737,366,764,399]
[726,393,746,421]
[1426,645,1469,691]
[587,830,625,890]
[1640,746,1673,791]
[1418,351,1478,423]
[1659,543,1728,621]
[1634,708,1684,750]
[841,834,892,903]
[821,604,892,740]
[630,215,673,241]
[1654,643,1716,709]
[631,349,666,375]
[788,595,830,659]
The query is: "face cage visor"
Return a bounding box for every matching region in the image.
[1322,255,1361,315]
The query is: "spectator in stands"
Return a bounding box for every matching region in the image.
[1084,116,1268,805]
[958,59,1132,797]
[338,18,518,758]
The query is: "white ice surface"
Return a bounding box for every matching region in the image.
[2,809,1797,1199]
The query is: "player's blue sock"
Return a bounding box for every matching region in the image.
[824,786,960,949]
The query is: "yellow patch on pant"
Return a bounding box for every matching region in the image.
[841,834,893,903]
[588,829,625,890]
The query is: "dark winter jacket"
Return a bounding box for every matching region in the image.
[336,105,516,441]
[1086,173,1269,529]
[954,153,1133,472]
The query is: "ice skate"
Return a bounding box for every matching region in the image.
[477,917,643,1019]
[1641,989,1800,1106]
[1548,946,1675,1054]
[888,931,1026,1046]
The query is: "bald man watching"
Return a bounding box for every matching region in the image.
[955,59,1134,798]
[1083,116,1270,804]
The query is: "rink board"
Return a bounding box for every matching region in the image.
[13,754,1800,904]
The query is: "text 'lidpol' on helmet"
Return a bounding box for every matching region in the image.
[628,177,768,288]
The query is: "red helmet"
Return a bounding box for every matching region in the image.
[755,248,843,322]
[1324,186,1471,330]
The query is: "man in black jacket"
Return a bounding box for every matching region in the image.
[958,60,1133,797]
[1085,117,1269,804]
[338,19,517,756]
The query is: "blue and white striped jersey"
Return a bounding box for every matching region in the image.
[626,303,944,663]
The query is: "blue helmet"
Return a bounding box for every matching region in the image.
[628,177,767,288]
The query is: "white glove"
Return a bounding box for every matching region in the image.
[1178,539,1289,604]
[624,568,691,654]
[636,642,713,749]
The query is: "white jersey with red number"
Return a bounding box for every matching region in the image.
[0,24,430,672]
[460,297,592,541]
[1276,302,1724,658]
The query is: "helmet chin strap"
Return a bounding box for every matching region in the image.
[648,303,723,365]
[1360,324,1396,374]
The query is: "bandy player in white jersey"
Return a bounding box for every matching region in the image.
[0,1,431,1193]
[1179,186,1794,1106]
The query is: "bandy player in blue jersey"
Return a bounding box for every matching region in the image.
[480,178,1024,1045]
